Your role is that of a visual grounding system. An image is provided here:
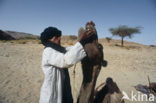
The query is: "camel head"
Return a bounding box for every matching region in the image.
[78,21,107,67]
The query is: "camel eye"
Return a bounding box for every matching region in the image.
[87,29,90,31]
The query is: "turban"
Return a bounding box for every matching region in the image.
[40,27,62,45]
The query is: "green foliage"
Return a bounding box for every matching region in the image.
[109,25,141,38]
[109,25,142,46]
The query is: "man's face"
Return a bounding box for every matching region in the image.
[55,37,61,45]
[49,36,61,45]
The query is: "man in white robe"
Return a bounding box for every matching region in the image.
[39,27,93,103]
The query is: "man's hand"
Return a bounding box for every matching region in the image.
[78,21,98,46]
[78,30,90,42]
[78,30,97,46]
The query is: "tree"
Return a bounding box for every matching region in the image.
[105,37,112,43]
[109,25,141,47]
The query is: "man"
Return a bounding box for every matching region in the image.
[39,27,94,103]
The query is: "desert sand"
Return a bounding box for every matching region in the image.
[0,40,156,103]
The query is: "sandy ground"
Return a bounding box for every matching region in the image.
[0,42,156,103]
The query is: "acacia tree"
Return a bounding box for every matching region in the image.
[109,25,141,47]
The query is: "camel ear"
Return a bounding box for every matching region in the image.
[78,27,85,37]
[102,60,107,67]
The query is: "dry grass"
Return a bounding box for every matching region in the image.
[67,40,75,45]
[0,42,156,103]
[0,39,41,44]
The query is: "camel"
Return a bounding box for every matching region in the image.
[77,21,124,103]
[148,76,156,96]
[77,21,106,103]
[94,77,124,103]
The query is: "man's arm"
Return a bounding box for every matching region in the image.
[43,42,86,68]
[65,45,74,51]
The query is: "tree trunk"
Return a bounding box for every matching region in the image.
[121,36,124,47]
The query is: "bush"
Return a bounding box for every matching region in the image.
[106,37,112,43]
[16,40,27,44]
[67,40,74,45]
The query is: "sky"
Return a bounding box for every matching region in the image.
[0,0,156,45]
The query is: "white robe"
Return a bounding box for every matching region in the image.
[39,42,86,103]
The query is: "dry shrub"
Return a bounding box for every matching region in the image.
[67,40,74,45]
[149,45,156,48]
[15,39,41,44]
[0,39,42,44]
[105,37,112,43]
[37,40,42,44]
[16,40,27,44]
[61,35,77,41]
[124,46,141,50]
[68,35,77,40]
[114,44,141,50]
[0,40,7,43]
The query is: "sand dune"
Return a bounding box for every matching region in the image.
[0,41,156,103]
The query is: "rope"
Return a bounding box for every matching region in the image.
[73,64,76,101]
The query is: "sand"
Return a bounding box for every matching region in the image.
[0,41,156,103]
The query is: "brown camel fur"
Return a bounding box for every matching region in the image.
[94,77,124,103]
[77,21,107,103]
[77,21,123,103]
